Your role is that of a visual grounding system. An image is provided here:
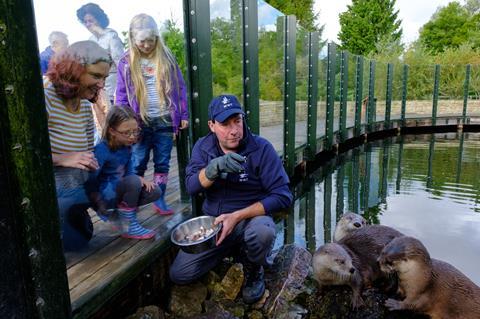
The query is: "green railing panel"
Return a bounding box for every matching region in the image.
[325,42,336,149]
[367,60,376,131]
[295,23,309,149]
[462,64,471,124]
[374,61,387,124]
[339,51,349,141]
[306,32,319,159]
[361,58,370,126]
[390,63,403,121]
[258,1,284,153]
[432,64,440,125]
[317,49,328,139]
[406,64,435,120]
[243,0,260,134]
[467,65,480,118]
[284,15,296,175]
[354,56,364,136]
[401,65,409,124]
[345,52,357,131]
[385,63,393,128]
[437,63,465,119]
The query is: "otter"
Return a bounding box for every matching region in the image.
[333,212,367,242]
[379,236,480,319]
[337,223,404,288]
[312,242,365,308]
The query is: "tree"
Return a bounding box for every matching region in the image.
[162,19,186,74]
[338,0,403,56]
[266,0,322,32]
[418,2,480,53]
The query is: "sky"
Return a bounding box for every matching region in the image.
[33,0,455,50]
[315,0,455,45]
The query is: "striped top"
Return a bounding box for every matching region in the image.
[140,58,171,121]
[43,77,95,154]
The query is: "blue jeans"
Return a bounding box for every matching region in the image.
[100,175,161,209]
[55,167,93,251]
[132,120,173,176]
[169,215,276,284]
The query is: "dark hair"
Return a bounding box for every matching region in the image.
[103,106,138,149]
[76,3,109,29]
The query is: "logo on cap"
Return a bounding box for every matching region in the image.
[222,96,230,107]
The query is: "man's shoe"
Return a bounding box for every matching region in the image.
[242,262,265,304]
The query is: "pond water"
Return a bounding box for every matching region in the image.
[275,132,480,286]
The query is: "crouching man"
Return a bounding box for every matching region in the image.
[169,94,293,303]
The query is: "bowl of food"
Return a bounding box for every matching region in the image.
[170,216,222,254]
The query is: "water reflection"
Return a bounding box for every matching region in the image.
[277,132,480,285]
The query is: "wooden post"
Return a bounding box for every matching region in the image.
[0,0,71,318]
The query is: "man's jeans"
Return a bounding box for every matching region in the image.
[169,215,276,284]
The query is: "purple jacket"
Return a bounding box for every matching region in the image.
[115,52,189,134]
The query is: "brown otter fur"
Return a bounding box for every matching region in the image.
[312,242,366,308]
[333,212,367,242]
[379,236,480,319]
[338,224,404,288]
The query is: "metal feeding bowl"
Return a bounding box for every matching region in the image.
[171,216,222,254]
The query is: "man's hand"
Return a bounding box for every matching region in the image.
[205,152,246,181]
[53,151,99,171]
[214,212,240,246]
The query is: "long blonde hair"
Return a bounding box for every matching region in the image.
[128,14,179,122]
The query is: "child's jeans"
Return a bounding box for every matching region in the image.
[100,175,161,209]
[132,118,173,176]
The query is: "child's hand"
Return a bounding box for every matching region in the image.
[140,177,156,192]
[180,120,189,129]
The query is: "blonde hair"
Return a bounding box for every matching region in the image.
[128,14,179,122]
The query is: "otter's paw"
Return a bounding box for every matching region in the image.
[351,295,365,309]
[385,298,402,311]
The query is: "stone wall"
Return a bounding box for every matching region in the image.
[259,99,480,127]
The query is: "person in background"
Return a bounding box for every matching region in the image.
[116,13,189,216]
[87,107,161,240]
[44,40,112,251]
[169,95,293,304]
[76,2,124,104]
[39,31,68,75]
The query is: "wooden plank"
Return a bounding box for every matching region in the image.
[70,204,192,311]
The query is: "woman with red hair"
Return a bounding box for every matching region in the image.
[44,40,112,251]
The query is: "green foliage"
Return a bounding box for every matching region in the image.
[418,2,480,53]
[338,0,403,56]
[162,19,186,75]
[265,0,320,31]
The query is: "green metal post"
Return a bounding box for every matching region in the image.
[432,64,440,126]
[285,205,295,244]
[184,0,212,144]
[324,175,333,243]
[367,60,376,131]
[325,42,336,148]
[336,165,345,220]
[396,137,404,193]
[184,0,213,215]
[242,0,259,134]
[462,64,471,124]
[352,149,360,213]
[401,65,408,125]
[456,132,465,184]
[385,63,393,129]
[380,142,390,202]
[339,51,349,141]
[284,15,296,175]
[427,136,435,189]
[0,0,71,317]
[354,56,364,137]
[305,179,316,251]
[306,31,319,160]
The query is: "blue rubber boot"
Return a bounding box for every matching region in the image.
[153,173,174,215]
[117,208,155,239]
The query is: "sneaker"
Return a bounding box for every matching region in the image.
[242,262,265,304]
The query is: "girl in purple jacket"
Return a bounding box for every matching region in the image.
[115,13,189,215]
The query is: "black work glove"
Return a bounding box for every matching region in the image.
[205,152,246,181]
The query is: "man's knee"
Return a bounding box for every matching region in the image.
[245,217,276,248]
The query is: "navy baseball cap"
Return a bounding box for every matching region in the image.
[208,94,245,122]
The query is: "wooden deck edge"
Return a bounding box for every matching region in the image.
[71,203,193,319]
